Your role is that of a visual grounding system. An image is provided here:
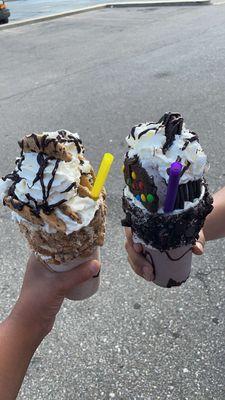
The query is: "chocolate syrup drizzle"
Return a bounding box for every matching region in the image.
[130,126,136,139]
[2,172,22,199]
[3,131,84,217]
[126,113,206,214]
[128,115,198,187]
[129,121,162,141]
[144,247,191,288]
[181,132,199,151]
[161,112,184,154]
[18,130,84,157]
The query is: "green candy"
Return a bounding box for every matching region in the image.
[147,194,154,203]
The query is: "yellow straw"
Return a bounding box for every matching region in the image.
[90,153,114,200]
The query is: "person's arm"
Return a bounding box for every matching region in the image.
[0,316,43,400]
[0,254,100,400]
[192,187,225,254]
[202,187,225,241]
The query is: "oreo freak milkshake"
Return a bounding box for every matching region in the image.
[122,113,213,288]
[0,130,110,300]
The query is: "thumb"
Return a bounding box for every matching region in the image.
[60,260,100,292]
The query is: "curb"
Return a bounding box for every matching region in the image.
[112,0,210,6]
[0,0,211,31]
[0,4,107,30]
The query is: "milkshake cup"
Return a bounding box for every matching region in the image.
[143,245,192,288]
[122,112,213,288]
[0,130,113,301]
[44,247,101,300]
[133,231,192,288]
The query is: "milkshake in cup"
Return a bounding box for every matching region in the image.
[0,130,113,300]
[122,112,213,288]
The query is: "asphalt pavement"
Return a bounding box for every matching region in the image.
[0,5,225,400]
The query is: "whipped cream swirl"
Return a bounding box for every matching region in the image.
[0,130,99,235]
[126,117,208,184]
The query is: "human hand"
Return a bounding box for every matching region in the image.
[124,227,154,282]
[10,254,100,340]
[125,227,205,282]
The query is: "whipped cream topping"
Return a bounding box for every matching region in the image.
[14,152,81,207]
[0,130,99,235]
[126,120,208,184]
[55,196,100,234]
[0,178,12,204]
[12,195,100,236]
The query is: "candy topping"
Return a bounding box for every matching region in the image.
[141,194,146,202]
[139,181,144,190]
[147,194,154,203]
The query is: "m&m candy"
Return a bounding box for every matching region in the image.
[141,194,146,202]
[147,194,154,203]
[131,171,137,180]
[139,181,144,190]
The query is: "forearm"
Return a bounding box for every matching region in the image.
[0,314,44,400]
[203,187,225,241]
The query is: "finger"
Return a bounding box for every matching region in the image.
[192,229,205,256]
[124,227,133,245]
[124,227,143,253]
[192,241,204,255]
[128,255,154,282]
[142,265,155,282]
[58,260,100,291]
[125,240,154,281]
[127,256,142,278]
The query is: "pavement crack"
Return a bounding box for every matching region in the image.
[191,270,212,299]
[0,79,60,104]
[0,63,99,104]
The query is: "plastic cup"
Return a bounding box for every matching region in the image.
[143,244,192,288]
[133,232,192,288]
[46,247,100,301]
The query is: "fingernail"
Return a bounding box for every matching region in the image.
[197,242,204,252]
[195,242,204,255]
[143,266,152,282]
[89,261,100,275]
